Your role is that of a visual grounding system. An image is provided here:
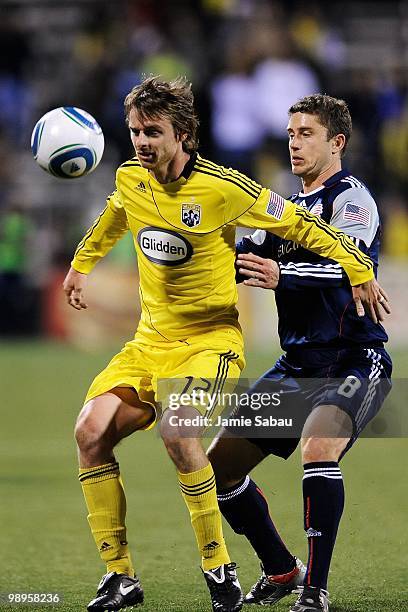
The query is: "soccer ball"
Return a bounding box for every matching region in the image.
[31,106,104,178]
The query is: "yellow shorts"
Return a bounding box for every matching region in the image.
[85,327,245,428]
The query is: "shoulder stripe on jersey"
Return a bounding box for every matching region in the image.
[341,176,364,189]
[196,159,262,195]
[197,157,262,191]
[120,162,142,168]
[196,157,261,187]
[74,205,108,256]
[295,208,373,270]
[348,176,365,188]
[195,166,261,199]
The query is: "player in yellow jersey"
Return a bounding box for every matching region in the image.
[63,77,386,612]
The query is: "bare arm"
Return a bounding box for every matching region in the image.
[64,189,129,310]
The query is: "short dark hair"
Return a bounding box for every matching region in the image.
[124,76,199,153]
[289,94,352,155]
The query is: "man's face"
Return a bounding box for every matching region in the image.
[128,109,184,170]
[287,112,337,180]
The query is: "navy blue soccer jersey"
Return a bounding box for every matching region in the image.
[236,169,388,350]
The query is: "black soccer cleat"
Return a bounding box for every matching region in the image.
[244,557,306,605]
[289,586,330,612]
[87,571,144,611]
[203,562,244,612]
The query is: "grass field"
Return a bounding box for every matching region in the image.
[0,342,407,611]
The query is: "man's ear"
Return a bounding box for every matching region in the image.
[332,133,346,155]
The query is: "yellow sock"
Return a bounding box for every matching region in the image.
[178,462,230,571]
[79,462,134,576]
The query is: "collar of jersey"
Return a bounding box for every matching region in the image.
[147,152,197,189]
[323,168,349,187]
[297,185,324,198]
[297,168,349,197]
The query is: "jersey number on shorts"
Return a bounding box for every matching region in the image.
[337,375,362,398]
[180,376,212,395]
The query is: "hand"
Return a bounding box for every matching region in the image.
[63,266,88,310]
[236,252,280,289]
[352,278,391,324]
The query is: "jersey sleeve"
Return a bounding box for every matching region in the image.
[277,189,380,290]
[71,189,129,274]
[330,187,379,247]
[230,189,374,286]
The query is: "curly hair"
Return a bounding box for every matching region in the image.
[124,76,199,153]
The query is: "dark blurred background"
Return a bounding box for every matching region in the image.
[0,0,407,351]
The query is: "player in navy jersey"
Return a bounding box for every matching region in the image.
[207,95,392,612]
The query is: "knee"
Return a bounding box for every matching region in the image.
[159,411,178,447]
[160,407,204,448]
[301,437,343,464]
[74,406,112,455]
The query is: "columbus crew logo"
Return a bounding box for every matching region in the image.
[181,202,201,228]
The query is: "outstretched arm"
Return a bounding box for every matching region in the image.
[234,187,391,322]
[232,191,391,322]
[65,189,129,310]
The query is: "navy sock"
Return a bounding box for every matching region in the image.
[302,462,345,589]
[218,476,295,575]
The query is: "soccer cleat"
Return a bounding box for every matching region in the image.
[289,586,330,612]
[87,571,144,611]
[244,557,306,605]
[203,562,244,612]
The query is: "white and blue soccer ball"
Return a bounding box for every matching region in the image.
[31,106,104,178]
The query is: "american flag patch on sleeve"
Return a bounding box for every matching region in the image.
[266,192,285,220]
[343,202,371,227]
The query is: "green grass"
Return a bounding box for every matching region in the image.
[0,342,407,611]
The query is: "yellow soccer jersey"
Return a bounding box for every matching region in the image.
[72,154,373,341]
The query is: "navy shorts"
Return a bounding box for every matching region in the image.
[243,346,393,460]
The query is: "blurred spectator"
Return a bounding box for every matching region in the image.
[380,99,408,193]
[0,18,34,146]
[0,205,34,335]
[211,45,265,176]
[382,198,408,258]
[252,27,321,161]
[254,59,320,139]
[289,5,346,69]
